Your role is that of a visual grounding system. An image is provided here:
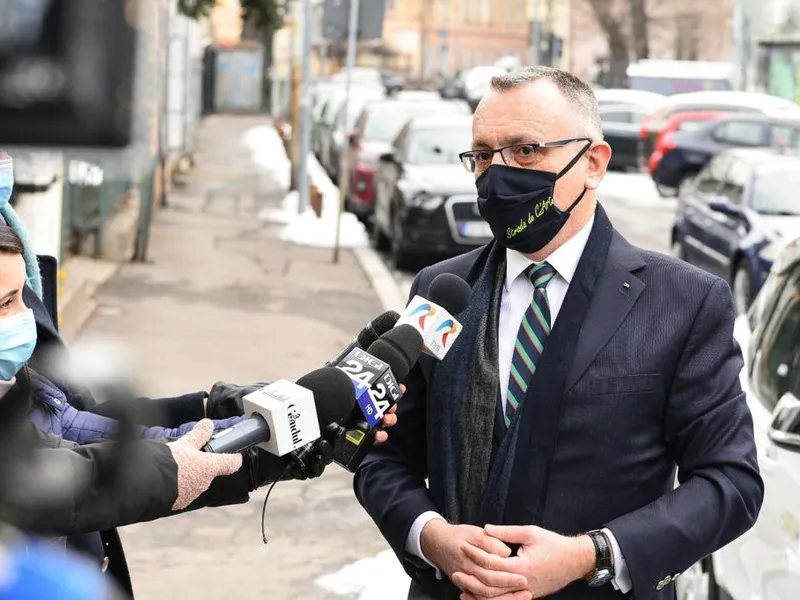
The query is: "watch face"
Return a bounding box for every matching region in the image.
[587,569,613,587]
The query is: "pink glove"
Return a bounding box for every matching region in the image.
[167,419,243,511]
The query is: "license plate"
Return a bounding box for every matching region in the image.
[460,221,492,238]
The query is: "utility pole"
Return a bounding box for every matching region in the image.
[439,0,449,78]
[297,0,313,214]
[332,0,359,264]
[289,1,303,192]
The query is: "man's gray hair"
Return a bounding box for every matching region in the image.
[490,66,603,140]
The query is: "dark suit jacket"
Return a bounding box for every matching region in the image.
[354,226,763,599]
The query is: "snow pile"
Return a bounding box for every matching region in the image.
[314,550,410,600]
[243,124,368,248]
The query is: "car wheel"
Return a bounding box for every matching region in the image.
[390,214,413,271]
[733,261,753,316]
[675,559,720,600]
[370,216,390,251]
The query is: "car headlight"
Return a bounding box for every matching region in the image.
[408,192,444,210]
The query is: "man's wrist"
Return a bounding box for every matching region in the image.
[572,534,598,581]
[420,518,447,563]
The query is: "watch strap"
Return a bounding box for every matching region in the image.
[588,530,614,572]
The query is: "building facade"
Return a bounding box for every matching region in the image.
[382,0,530,82]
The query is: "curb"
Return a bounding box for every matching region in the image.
[352,244,407,313]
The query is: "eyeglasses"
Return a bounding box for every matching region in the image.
[458,137,592,173]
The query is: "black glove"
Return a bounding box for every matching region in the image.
[206,381,268,419]
[244,438,337,490]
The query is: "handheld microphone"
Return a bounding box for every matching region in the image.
[395,273,472,360]
[327,310,400,366]
[332,325,424,472]
[202,367,354,456]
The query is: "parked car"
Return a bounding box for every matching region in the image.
[595,88,665,109]
[393,90,442,102]
[438,70,467,100]
[600,102,656,170]
[648,111,733,194]
[371,115,489,268]
[317,86,385,176]
[652,114,800,196]
[344,98,471,220]
[327,88,386,182]
[671,148,800,314]
[639,91,800,170]
[380,69,405,94]
[462,65,508,110]
[676,234,800,600]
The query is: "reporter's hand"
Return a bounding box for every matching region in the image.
[206,381,267,419]
[374,384,405,444]
[246,438,335,489]
[420,520,529,599]
[168,420,243,510]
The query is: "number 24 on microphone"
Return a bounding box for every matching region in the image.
[335,349,401,427]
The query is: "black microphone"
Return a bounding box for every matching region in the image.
[203,367,354,456]
[332,325,425,472]
[428,272,472,315]
[327,310,400,366]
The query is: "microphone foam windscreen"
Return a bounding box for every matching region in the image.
[296,367,359,426]
[357,310,400,348]
[428,273,472,315]
[366,324,424,381]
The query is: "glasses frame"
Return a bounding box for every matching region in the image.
[458,137,593,173]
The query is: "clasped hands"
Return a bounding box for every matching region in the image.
[420,520,597,600]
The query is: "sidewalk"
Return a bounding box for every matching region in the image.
[75,115,407,599]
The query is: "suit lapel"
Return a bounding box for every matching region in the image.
[564,231,646,392]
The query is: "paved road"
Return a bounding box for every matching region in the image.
[386,172,676,298]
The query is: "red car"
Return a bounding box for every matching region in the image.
[344,98,471,220]
[647,111,730,180]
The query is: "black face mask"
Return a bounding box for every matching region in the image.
[476,145,590,254]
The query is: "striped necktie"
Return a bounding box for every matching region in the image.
[505,262,556,428]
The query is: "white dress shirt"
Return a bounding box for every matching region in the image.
[405,214,633,593]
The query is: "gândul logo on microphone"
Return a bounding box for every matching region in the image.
[287,404,302,446]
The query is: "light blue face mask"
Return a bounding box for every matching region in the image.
[0,158,13,210]
[0,308,36,381]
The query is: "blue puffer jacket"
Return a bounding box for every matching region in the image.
[26,370,242,444]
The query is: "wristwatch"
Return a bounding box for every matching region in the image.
[584,529,615,587]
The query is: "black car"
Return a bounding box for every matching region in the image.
[371,115,490,269]
[600,102,654,170]
[671,148,800,315]
[653,114,800,191]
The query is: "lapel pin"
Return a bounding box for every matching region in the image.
[622,282,631,290]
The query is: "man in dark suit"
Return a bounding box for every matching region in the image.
[354,66,763,600]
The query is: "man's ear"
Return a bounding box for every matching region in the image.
[584,141,612,191]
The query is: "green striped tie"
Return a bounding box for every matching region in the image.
[505,262,556,428]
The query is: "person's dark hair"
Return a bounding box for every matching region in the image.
[490,66,603,140]
[0,224,24,255]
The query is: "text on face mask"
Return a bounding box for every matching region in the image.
[506,196,555,239]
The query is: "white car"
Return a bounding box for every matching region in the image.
[677,236,800,600]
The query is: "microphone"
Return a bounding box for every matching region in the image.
[332,325,425,472]
[202,367,355,456]
[327,310,400,366]
[395,273,472,360]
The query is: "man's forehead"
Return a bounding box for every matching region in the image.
[472,82,574,147]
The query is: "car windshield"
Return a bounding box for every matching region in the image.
[407,126,472,165]
[751,168,800,215]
